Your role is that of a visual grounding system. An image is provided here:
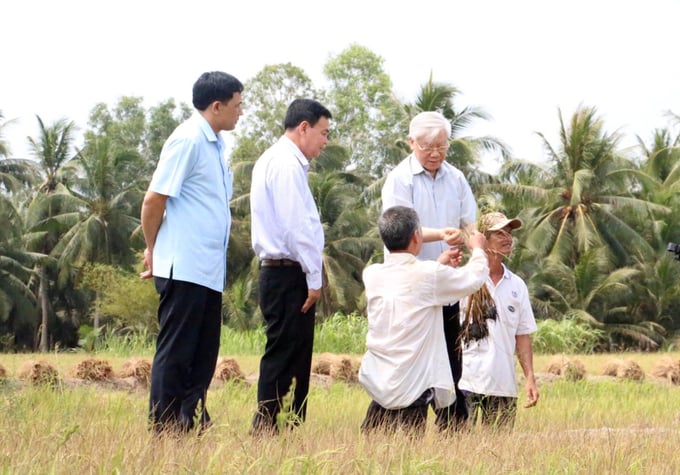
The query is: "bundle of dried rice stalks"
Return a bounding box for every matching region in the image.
[651,357,680,384]
[17,359,60,385]
[602,359,645,381]
[118,358,152,386]
[461,285,497,344]
[312,353,357,382]
[71,358,113,381]
[214,357,245,382]
[546,356,586,381]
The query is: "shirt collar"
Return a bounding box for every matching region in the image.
[408,153,448,178]
[280,135,311,171]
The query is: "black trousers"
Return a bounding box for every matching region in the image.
[252,266,315,433]
[361,389,434,435]
[433,302,468,430]
[149,277,222,434]
[465,392,518,429]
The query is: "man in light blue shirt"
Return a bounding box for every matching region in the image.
[250,98,331,435]
[382,111,478,431]
[140,71,243,435]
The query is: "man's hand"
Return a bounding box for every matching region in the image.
[301,288,321,313]
[466,230,486,250]
[139,248,153,279]
[524,379,539,408]
[437,247,463,267]
[441,227,464,246]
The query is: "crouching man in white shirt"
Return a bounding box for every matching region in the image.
[359,206,489,434]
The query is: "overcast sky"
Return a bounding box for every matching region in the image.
[2,0,678,171]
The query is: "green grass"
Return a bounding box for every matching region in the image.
[2,351,680,473]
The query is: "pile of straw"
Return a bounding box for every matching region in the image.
[71,358,113,381]
[312,353,357,382]
[602,359,645,381]
[16,359,60,385]
[214,357,245,382]
[651,357,680,384]
[118,358,152,386]
[546,356,586,381]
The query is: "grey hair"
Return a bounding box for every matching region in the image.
[408,111,452,142]
[378,206,420,251]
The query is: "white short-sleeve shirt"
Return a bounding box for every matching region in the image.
[459,265,537,397]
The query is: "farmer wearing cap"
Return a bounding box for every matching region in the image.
[459,211,539,428]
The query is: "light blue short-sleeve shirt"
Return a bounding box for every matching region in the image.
[149,113,233,292]
[382,154,477,262]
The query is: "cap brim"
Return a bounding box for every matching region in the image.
[488,218,522,231]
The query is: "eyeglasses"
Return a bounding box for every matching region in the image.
[414,141,450,154]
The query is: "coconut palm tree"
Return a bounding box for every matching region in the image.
[530,247,664,350]
[49,136,144,270]
[500,106,664,269]
[402,73,510,183]
[0,110,17,159]
[0,194,42,350]
[309,145,381,317]
[20,116,79,351]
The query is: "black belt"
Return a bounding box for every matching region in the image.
[260,258,301,267]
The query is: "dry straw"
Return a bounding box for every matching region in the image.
[71,358,114,381]
[602,359,645,381]
[118,358,152,386]
[546,355,587,381]
[16,359,60,385]
[213,357,245,382]
[312,352,358,383]
[651,357,680,384]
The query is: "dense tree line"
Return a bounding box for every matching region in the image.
[1,44,679,352]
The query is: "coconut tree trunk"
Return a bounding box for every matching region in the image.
[38,265,49,352]
[94,290,101,331]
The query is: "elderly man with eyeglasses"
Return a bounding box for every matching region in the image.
[381,110,478,432]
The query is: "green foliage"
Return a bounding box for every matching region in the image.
[93,327,155,356]
[219,313,368,356]
[314,312,367,354]
[79,264,158,333]
[220,326,265,355]
[533,318,604,354]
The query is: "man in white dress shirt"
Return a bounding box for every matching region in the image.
[381,111,478,430]
[359,206,488,434]
[250,98,331,435]
[459,212,539,429]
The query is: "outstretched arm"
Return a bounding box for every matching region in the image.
[516,334,539,408]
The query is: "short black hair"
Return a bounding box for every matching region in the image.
[192,71,243,111]
[284,98,332,130]
[378,206,420,251]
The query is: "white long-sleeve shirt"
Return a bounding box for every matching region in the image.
[250,136,324,289]
[359,248,488,409]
